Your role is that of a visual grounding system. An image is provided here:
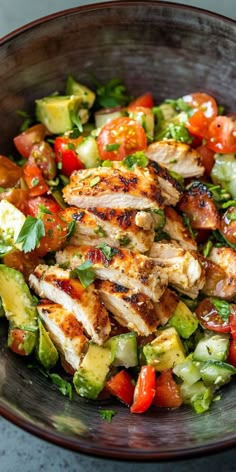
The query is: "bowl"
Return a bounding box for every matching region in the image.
[0,0,236,461]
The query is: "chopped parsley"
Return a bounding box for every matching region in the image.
[99,409,117,422]
[93,77,131,108]
[96,242,119,262]
[182,214,197,239]
[94,225,107,238]
[16,216,45,252]
[50,373,73,400]
[122,151,149,170]
[70,260,95,288]
[165,97,193,115]
[105,143,121,152]
[210,297,231,323]
[227,209,236,221]
[118,235,131,247]
[67,220,76,241]
[16,109,33,132]
[156,122,193,144]
[70,108,83,132]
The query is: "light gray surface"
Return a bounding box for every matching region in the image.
[0,0,236,470]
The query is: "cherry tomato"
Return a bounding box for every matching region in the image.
[0,188,29,214]
[36,213,68,257]
[195,298,231,333]
[54,136,84,177]
[8,329,28,355]
[23,159,49,197]
[178,182,220,230]
[220,206,236,246]
[27,196,61,217]
[130,365,156,414]
[206,116,236,153]
[153,369,183,408]
[14,124,47,158]
[183,93,217,138]
[106,370,135,406]
[196,144,215,176]
[227,339,236,367]
[97,117,147,161]
[229,306,236,340]
[0,155,23,188]
[128,93,154,110]
[30,141,56,180]
[3,249,41,282]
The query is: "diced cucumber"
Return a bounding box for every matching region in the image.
[197,360,236,387]
[180,381,213,414]
[143,327,186,371]
[169,301,199,339]
[211,153,236,199]
[193,332,229,362]
[173,355,201,386]
[73,343,112,400]
[105,332,138,368]
[95,108,124,128]
[76,136,100,168]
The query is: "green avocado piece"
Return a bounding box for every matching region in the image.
[73,343,112,400]
[168,301,199,339]
[36,319,59,370]
[35,95,86,134]
[66,75,95,108]
[0,264,37,355]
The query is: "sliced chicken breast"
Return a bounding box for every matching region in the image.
[163,206,197,251]
[148,161,183,206]
[153,287,180,326]
[202,247,236,300]
[146,139,204,178]
[29,265,111,345]
[37,301,88,371]
[63,164,164,210]
[61,206,155,253]
[56,245,168,302]
[96,280,160,336]
[149,241,205,298]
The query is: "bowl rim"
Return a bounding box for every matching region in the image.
[0,0,236,461]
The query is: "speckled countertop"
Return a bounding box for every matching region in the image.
[0,1,236,470]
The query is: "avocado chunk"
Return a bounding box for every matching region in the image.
[105,332,138,368]
[66,75,95,109]
[0,265,37,355]
[36,319,59,370]
[73,343,112,400]
[168,301,199,339]
[143,327,186,371]
[0,199,26,251]
[35,95,88,134]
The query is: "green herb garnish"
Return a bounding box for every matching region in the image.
[118,235,131,247]
[93,77,131,108]
[122,151,149,170]
[210,297,231,323]
[16,110,33,132]
[94,225,107,238]
[16,216,45,252]
[50,373,73,400]
[67,220,76,241]
[70,260,95,288]
[105,143,121,152]
[99,409,117,422]
[96,242,119,262]
[156,122,193,144]
[182,214,197,239]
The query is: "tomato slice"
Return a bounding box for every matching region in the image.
[14,124,47,158]
[97,117,147,161]
[153,369,183,408]
[206,116,236,153]
[23,160,49,197]
[130,365,156,414]
[27,196,61,217]
[227,339,236,367]
[8,329,28,356]
[106,369,135,406]
[220,206,236,246]
[196,144,215,176]
[128,93,154,110]
[183,93,217,138]
[0,155,23,188]
[195,298,231,333]
[36,212,68,257]
[54,136,84,177]
[30,141,56,180]
[229,306,236,340]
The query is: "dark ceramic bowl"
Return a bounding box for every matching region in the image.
[0,1,236,461]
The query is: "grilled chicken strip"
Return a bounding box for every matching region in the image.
[96,280,160,336]
[163,207,197,251]
[37,301,88,371]
[148,161,182,206]
[149,241,205,298]
[61,206,155,253]
[56,245,168,302]
[146,139,204,178]
[153,288,179,326]
[29,265,111,345]
[202,247,236,300]
[63,164,164,210]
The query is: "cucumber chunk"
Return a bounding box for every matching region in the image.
[193,332,229,362]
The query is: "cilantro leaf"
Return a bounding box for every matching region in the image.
[182,214,197,239]
[99,409,117,422]
[70,260,95,288]
[210,297,231,323]
[165,98,193,115]
[122,151,149,170]
[227,209,236,221]
[93,77,131,109]
[70,109,83,132]
[16,216,45,253]
[94,225,107,238]
[67,220,76,241]
[50,373,73,400]
[156,122,193,144]
[96,242,119,262]
[16,109,33,132]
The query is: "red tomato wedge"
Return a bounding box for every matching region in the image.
[128,92,154,110]
[227,339,236,367]
[36,213,68,257]
[196,144,215,176]
[0,155,23,188]
[183,93,217,138]
[195,298,231,334]
[153,370,183,408]
[54,136,84,177]
[130,365,156,414]
[97,117,147,161]
[27,196,61,217]
[23,160,49,197]
[206,116,236,153]
[106,370,135,406]
[8,329,28,356]
[14,124,47,158]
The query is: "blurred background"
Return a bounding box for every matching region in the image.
[0,1,236,471]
